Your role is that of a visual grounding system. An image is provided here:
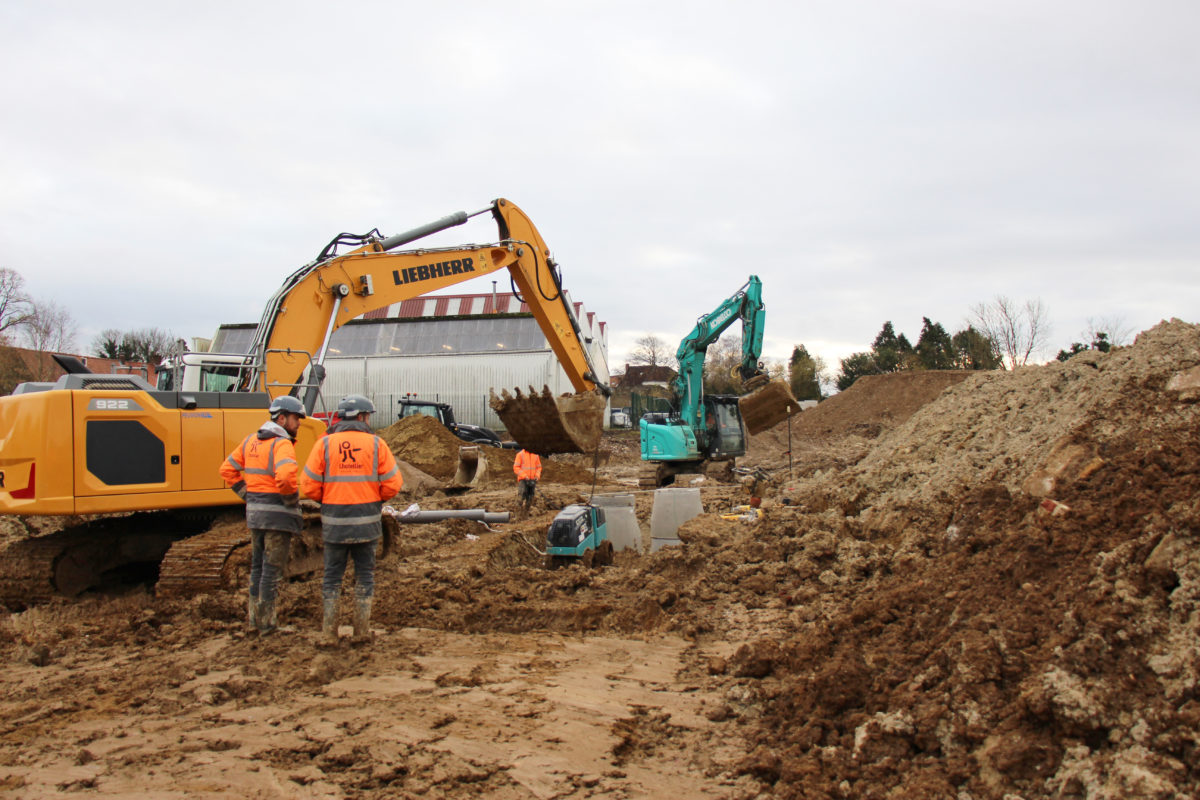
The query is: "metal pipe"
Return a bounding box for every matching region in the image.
[395,510,510,524]
[379,205,492,251]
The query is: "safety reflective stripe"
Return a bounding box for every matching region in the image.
[276,458,296,467]
[321,501,382,518]
[226,455,244,471]
[244,467,274,476]
[304,465,324,483]
[246,499,290,511]
[321,513,382,526]
[379,465,399,480]
[244,490,302,533]
[373,437,380,475]
[319,474,383,483]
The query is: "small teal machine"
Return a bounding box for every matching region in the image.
[545,504,613,568]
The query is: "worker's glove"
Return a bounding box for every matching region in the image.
[300,498,321,513]
[231,481,247,501]
[282,491,300,508]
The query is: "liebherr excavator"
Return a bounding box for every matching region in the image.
[0,198,608,602]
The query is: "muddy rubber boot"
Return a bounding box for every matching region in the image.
[256,597,278,636]
[351,597,374,645]
[319,593,339,648]
[246,595,259,633]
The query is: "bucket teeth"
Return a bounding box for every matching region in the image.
[490,386,605,455]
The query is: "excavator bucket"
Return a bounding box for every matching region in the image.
[451,445,487,487]
[739,380,802,436]
[489,386,606,455]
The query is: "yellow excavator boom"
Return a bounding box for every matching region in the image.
[248,198,607,454]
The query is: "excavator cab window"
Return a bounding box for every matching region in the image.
[705,397,746,459]
[398,402,445,422]
[200,365,244,393]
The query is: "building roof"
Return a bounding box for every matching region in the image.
[359,291,606,337]
[211,291,608,356]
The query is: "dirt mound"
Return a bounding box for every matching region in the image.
[378,415,597,488]
[712,319,1200,797]
[747,369,972,458]
[379,414,470,481]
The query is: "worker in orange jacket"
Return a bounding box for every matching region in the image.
[300,394,403,646]
[514,448,542,511]
[219,394,306,635]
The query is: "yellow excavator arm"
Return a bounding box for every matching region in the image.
[248,198,607,454]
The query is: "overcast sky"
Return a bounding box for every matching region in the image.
[2,1,1198,380]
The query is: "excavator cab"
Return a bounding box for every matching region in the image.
[701,396,746,459]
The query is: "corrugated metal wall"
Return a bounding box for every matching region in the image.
[319,350,588,430]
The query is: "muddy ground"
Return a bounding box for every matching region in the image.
[2,319,1200,798]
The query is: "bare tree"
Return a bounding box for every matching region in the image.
[121,328,180,364]
[91,328,128,360]
[969,296,1051,370]
[630,334,671,367]
[1085,315,1135,347]
[703,335,742,394]
[22,300,77,354]
[0,268,33,335]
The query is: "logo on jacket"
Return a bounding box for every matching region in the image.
[338,440,362,463]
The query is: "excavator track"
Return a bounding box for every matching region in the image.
[638,462,666,490]
[1,508,395,605]
[157,515,327,598]
[0,530,93,604]
[156,527,252,597]
[0,509,227,607]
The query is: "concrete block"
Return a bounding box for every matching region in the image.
[592,493,641,553]
[650,488,703,551]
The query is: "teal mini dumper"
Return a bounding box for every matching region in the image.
[545,504,614,568]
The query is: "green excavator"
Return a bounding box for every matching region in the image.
[637,276,798,488]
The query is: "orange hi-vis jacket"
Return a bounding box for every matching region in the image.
[514,449,542,481]
[219,422,303,534]
[300,420,403,544]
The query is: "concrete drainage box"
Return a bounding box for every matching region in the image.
[650,487,703,552]
[591,493,642,553]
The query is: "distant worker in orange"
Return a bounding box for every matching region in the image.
[514,448,542,512]
[300,395,403,647]
[219,394,307,636]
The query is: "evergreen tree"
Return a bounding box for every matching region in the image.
[951,326,1003,370]
[870,321,913,372]
[836,352,879,391]
[788,344,822,402]
[915,317,956,369]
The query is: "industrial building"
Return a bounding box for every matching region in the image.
[209,290,610,431]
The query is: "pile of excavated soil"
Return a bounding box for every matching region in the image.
[746,369,972,458]
[378,414,598,488]
[713,319,1200,798]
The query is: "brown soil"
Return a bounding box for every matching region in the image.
[380,414,598,488]
[3,319,1200,798]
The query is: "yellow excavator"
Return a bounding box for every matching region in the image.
[0,198,608,602]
